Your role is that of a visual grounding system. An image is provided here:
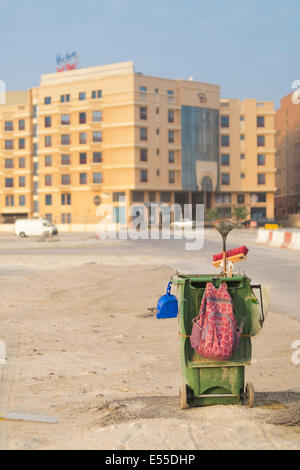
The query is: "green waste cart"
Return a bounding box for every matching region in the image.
[171,273,263,409]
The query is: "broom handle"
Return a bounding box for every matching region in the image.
[222,237,227,277]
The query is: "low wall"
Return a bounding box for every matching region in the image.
[256,228,300,251]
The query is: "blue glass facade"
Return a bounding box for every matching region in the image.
[181,106,220,191]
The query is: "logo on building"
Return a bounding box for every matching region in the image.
[56,52,79,73]
[198,92,207,104]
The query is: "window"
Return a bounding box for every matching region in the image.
[33,124,38,138]
[167,90,174,102]
[241,172,245,179]
[19,176,26,187]
[79,112,86,124]
[45,214,52,223]
[257,116,265,128]
[61,154,70,165]
[156,169,160,176]
[93,172,103,184]
[61,213,72,224]
[155,88,159,94]
[78,92,86,101]
[34,182,38,195]
[61,193,71,205]
[221,173,230,185]
[19,196,26,207]
[149,192,156,202]
[140,170,148,183]
[19,119,25,131]
[79,153,87,164]
[160,192,171,203]
[61,174,71,185]
[45,116,51,128]
[215,193,231,204]
[5,178,14,188]
[93,152,102,163]
[33,105,38,118]
[140,149,148,162]
[237,194,245,204]
[168,130,175,143]
[168,151,175,164]
[93,131,102,142]
[113,192,125,202]
[5,158,14,169]
[92,111,102,122]
[221,135,230,147]
[79,132,87,144]
[5,121,13,131]
[169,170,175,184]
[60,94,70,103]
[240,134,245,141]
[44,97,51,105]
[132,191,144,202]
[5,140,14,150]
[221,154,230,166]
[45,136,52,147]
[92,90,102,99]
[240,116,245,122]
[45,194,52,206]
[45,175,52,186]
[250,192,266,203]
[257,174,266,185]
[156,107,160,115]
[19,138,25,149]
[257,135,265,147]
[156,149,160,156]
[140,107,147,120]
[240,154,245,160]
[5,195,14,207]
[19,157,25,168]
[221,115,229,128]
[156,128,160,135]
[257,154,265,166]
[80,173,87,185]
[139,86,147,98]
[168,110,174,123]
[33,162,38,175]
[61,114,70,125]
[61,134,70,146]
[140,128,147,141]
[45,155,52,167]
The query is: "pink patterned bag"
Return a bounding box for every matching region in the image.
[190,282,246,361]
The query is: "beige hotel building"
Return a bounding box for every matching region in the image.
[0,61,276,229]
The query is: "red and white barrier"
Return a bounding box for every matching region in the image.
[256,229,300,251]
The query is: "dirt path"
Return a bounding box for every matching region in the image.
[0,257,299,449]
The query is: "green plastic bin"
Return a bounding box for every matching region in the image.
[171,274,259,409]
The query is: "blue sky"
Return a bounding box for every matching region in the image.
[0,0,298,107]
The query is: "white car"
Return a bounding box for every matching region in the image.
[171,218,195,229]
[15,218,58,237]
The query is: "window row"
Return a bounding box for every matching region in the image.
[221,153,266,166]
[44,172,103,186]
[140,128,176,143]
[215,192,267,204]
[221,135,266,147]
[44,90,102,105]
[139,107,175,123]
[44,111,102,127]
[139,169,176,184]
[5,195,27,207]
[139,149,176,163]
[4,176,27,188]
[45,193,72,206]
[43,152,102,166]
[4,119,26,131]
[2,157,27,168]
[221,173,266,185]
[4,138,26,150]
[44,132,102,147]
[220,115,265,128]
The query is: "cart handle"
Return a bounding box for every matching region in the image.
[251,284,265,326]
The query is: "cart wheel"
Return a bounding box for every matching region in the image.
[245,382,255,408]
[179,385,189,410]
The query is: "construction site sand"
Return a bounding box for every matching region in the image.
[0,256,299,450]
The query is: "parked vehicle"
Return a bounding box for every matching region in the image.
[15,219,58,237]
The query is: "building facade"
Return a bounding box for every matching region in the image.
[275,92,300,222]
[218,98,276,221]
[0,61,276,228]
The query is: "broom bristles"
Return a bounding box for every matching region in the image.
[213,245,249,262]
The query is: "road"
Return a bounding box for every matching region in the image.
[0,229,299,319]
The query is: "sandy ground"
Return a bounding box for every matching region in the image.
[0,248,299,450]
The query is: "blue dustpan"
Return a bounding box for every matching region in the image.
[157,282,178,319]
